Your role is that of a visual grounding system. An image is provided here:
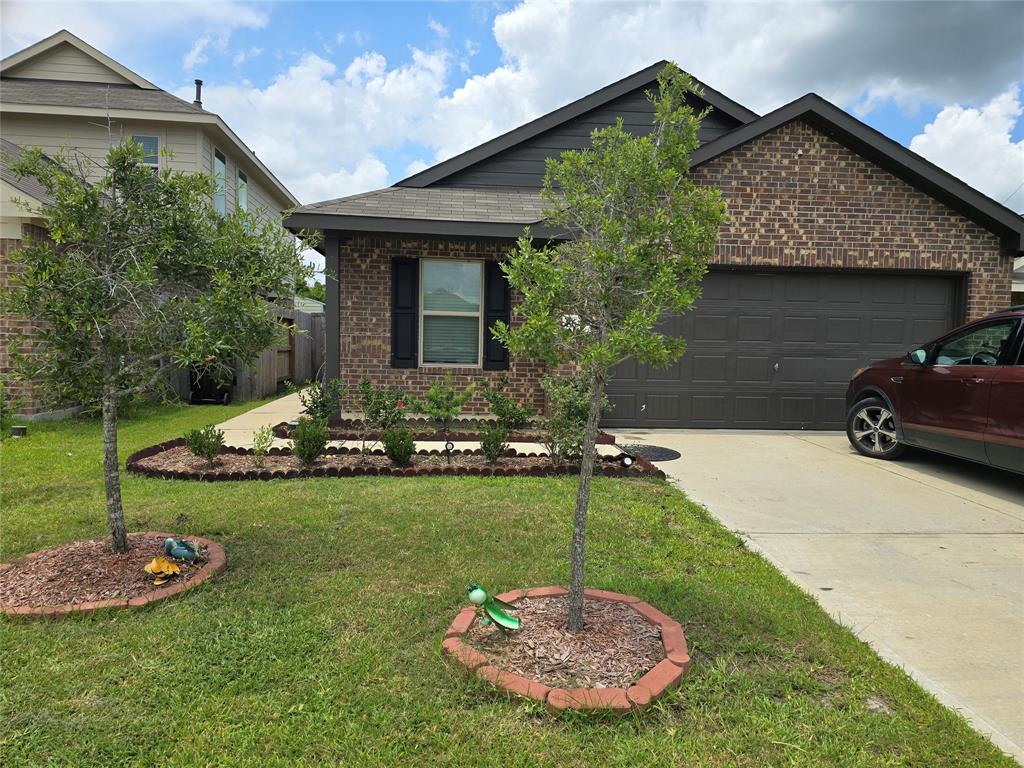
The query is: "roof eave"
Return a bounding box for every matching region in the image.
[691,94,1024,253]
[283,212,563,241]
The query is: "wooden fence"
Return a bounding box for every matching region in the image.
[233,306,324,400]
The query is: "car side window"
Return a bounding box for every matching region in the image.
[932,320,1017,366]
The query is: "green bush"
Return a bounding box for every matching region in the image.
[382,425,416,466]
[0,376,24,440]
[250,424,274,467]
[356,379,406,433]
[479,425,508,464]
[415,374,473,436]
[539,375,606,463]
[292,417,328,466]
[184,424,225,467]
[481,376,533,431]
[300,379,349,422]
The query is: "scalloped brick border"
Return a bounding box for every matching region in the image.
[125,438,665,482]
[0,532,226,620]
[442,587,691,712]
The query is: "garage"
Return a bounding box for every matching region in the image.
[603,269,960,430]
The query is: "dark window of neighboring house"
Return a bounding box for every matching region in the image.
[213,149,227,216]
[237,170,248,212]
[420,259,483,367]
[132,135,159,167]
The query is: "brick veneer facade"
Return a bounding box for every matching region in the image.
[334,119,1012,412]
[0,224,48,415]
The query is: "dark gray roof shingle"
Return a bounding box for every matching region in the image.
[0,77,207,114]
[293,187,549,224]
[1,138,55,206]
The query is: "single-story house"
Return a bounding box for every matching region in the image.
[284,62,1024,430]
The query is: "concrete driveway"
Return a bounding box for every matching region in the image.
[612,428,1024,762]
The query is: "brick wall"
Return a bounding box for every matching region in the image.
[337,236,546,414]
[0,225,48,415]
[334,120,1013,413]
[692,119,1009,319]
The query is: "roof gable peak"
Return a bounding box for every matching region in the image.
[1,29,158,90]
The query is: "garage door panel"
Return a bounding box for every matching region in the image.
[604,270,958,430]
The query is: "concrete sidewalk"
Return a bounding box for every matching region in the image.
[611,428,1024,762]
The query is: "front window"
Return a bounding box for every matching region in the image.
[213,149,227,216]
[132,135,159,167]
[237,170,248,212]
[933,319,1017,366]
[420,259,483,366]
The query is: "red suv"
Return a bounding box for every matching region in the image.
[845,305,1024,474]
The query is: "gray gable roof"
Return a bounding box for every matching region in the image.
[0,77,207,114]
[1,138,56,206]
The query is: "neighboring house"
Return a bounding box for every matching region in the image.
[288,62,1022,430]
[0,30,303,416]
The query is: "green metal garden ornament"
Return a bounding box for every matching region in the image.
[467,583,521,631]
[163,537,199,563]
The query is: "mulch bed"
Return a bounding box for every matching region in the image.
[466,595,664,689]
[272,419,618,445]
[0,532,217,613]
[126,439,665,481]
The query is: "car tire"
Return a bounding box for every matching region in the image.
[846,397,907,460]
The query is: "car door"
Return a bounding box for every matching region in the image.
[899,318,1018,463]
[985,320,1024,473]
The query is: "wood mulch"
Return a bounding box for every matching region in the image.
[135,445,564,475]
[0,533,205,609]
[466,596,664,689]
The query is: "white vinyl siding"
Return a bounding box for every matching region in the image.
[419,259,483,367]
[3,41,133,85]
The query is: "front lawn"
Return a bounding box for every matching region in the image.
[0,402,1012,766]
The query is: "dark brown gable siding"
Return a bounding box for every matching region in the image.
[434,88,742,189]
[694,120,1009,321]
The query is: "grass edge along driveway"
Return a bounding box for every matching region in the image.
[0,401,1014,767]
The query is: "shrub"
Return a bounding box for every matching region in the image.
[382,425,416,466]
[540,375,606,463]
[184,424,224,467]
[0,376,23,440]
[292,417,328,466]
[299,379,349,422]
[416,374,473,436]
[356,379,406,433]
[479,425,508,464]
[481,376,533,431]
[250,424,274,467]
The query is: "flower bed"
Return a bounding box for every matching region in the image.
[125,439,665,481]
[442,587,691,712]
[0,532,226,620]
[271,419,619,445]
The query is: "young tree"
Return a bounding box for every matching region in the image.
[3,140,311,553]
[494,64,727,631]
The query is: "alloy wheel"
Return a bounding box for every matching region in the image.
[851,405,900,455]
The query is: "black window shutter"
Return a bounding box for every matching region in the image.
[391,257,418,368]
[483,260,511,370]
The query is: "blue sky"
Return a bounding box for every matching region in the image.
[2,1,1023,213]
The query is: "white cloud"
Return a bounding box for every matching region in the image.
[232,46,263,67]
[184,34,213,70]
[910,86,1024,212]
[404,159,430,177]
[427,18,449,38]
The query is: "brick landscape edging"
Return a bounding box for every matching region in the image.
[125,438,664,482]
[442,587,691,712]
[0,532,226,620]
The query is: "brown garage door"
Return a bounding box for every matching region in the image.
[604,269,959,430]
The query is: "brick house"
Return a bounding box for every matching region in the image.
[285,62,1024,430]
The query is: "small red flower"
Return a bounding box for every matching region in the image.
[396,400,404,409]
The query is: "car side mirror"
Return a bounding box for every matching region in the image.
[908,348,927,365]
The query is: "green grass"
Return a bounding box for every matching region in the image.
[0,401,1013,767]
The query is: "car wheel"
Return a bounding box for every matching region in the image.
[846,397,906,460]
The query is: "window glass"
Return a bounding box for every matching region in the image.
[420,260,482,366]
[132,135,158,166]
[213,149,227,216]
[933,320,1016,366]
[237,171,248,212]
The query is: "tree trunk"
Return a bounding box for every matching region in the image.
[102,385,129,553]
[567,373,606,632]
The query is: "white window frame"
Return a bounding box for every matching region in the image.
[213,148,227,216]
[236,169,248,212]
[418,257,484,368]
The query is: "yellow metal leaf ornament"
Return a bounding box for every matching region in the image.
[144,556,181,584]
